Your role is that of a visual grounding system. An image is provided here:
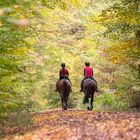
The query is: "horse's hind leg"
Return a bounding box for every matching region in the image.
[89,94,94,110]
[61,98,66,110]
[64,102,67,110]
[83,93,89,104]
[63,98,67,110]
[61,98,64,110]
[61,97,67,110]
[88,94,93,110]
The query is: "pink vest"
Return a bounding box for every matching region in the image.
[84,67,93,77]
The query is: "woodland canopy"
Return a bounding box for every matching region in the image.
[0,0,139,125]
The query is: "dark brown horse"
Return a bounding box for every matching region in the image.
[82,78,96,110]
[58,79,71,110]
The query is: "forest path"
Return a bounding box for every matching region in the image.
[3,109,140,140]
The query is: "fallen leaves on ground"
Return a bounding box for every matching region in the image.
[2,109,140,140]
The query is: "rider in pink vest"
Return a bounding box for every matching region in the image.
[80,62,99,92]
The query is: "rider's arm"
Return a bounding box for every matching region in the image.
[84,68,85,76]
[67,70,69,76]
[59,70,61,76]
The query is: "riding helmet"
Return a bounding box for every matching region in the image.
[61,63,65,67]
[85,62,90,66]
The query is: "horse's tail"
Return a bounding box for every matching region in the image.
[88,81,93,97]
[83,94,89,104]
[62,80,67,101]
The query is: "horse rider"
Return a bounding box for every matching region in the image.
[55,63,72,92]
[80,62,99,92]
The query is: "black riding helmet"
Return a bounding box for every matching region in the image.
[61,63,65,67]
[85,62,90,66]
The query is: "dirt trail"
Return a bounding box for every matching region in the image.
[3,109,140,140]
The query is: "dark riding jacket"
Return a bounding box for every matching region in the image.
[59,68,69,80]
[59,68,69,76]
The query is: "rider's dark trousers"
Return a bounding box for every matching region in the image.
[80,77,98,90]
[59,76,71,84]
[60,76,69,81]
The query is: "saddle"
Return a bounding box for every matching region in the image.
[83,77,94,83]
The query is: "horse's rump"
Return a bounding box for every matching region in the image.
[82,78,96,109]
[58,79,71,110]
[82,78,96,104]
[59,79,71,96]
[83,78,96,91]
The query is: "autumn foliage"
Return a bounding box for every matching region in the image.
[0,0,140,138]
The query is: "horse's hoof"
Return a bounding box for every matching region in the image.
[62,108,65,111]
[64,107,67,110]
[87,107,93,111]
[62,107,67,111]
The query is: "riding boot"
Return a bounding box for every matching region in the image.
[96,86,99,92]
[80,84,83,92]
[70,82,72,92]
[92,77,99,92]
[80,78,86,92]
[55,80,59,92]
[95,81,99,92]
[67,78,72,92]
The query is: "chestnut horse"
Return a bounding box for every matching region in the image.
[82,78,96,110]
[58,79,71,110]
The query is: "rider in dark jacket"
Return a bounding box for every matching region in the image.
[59,63,70,80]
[55,63,71,92]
